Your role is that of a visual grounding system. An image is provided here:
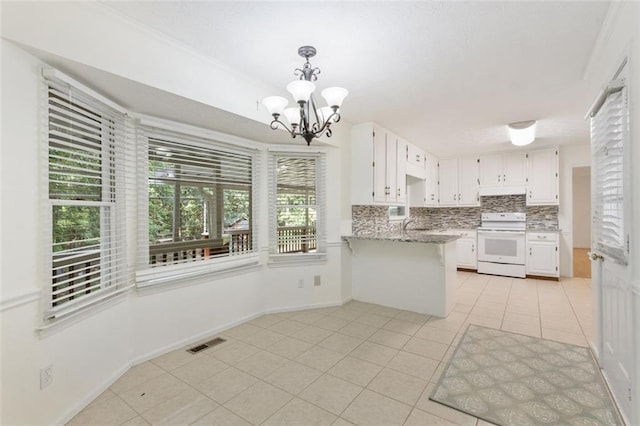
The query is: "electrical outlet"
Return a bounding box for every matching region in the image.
[297,279,304,289]
[40,365,53,389]
[314,275,321,286]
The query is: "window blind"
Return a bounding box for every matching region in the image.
[42,77,132,323]
[268,152,326,257]
[590,82,629,264]
[137,126,260,270]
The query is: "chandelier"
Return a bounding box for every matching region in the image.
[263,46,348,146]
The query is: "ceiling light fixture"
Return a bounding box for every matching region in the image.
[508,120,537,146]
[263,46,348,146]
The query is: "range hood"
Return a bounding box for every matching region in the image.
[478,186,527,196]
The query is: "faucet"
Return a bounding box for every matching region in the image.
[402,218,414,232]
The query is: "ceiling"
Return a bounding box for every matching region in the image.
[63,2,613,156]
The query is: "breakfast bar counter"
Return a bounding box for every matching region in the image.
[343,231,460,317]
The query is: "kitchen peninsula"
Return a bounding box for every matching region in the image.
[343,231,459,317]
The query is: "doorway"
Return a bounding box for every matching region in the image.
[572,166,591,278]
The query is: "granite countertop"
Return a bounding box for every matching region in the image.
[526,228,561,232]
[343,231,460,244]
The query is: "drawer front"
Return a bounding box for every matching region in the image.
[527,232,557,243]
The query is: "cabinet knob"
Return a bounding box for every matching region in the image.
[498,174,501,182]
[503,174,506,181]
[472,245,474,252]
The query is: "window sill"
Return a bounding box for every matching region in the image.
[268,252,327,267]
[136,254,261,290]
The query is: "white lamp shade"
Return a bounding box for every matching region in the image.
[508,120,536,146]
[287,80,316,103]
[321,87,348,108]
[283,107,301,126]
[317,106,338,123]
[263,96,288,116]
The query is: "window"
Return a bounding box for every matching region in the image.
[43,76,130,323]
[590,78,629,264]
[269,152,326,259]
[138,126,258,272]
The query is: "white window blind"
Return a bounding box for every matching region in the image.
[42,77,132,323]
[269,152,326,257]
[590,81,629,264]
[137,126,260,271]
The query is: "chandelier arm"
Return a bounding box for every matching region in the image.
[269,117,294,136]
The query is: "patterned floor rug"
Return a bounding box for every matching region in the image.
[430,325,623,426]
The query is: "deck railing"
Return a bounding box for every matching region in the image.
[52,250,101,307]
[147,226,316,267]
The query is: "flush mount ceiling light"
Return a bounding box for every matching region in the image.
[263,46,348,146]
[508,120,537,146]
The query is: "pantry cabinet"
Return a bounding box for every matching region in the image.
[527,148,559,205]
[351,122,407,205]
[439,157,479,207]
[526,232,559,278]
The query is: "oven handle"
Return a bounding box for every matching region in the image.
[477,230,526,236]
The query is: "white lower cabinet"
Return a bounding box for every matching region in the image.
[451,229,477,270]
[526,232,559,277]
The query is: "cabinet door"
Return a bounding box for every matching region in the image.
[425,153,439,206]
[457,238,477,269]
[528,148,558,205]
[372,127,388,203]
[458,157,479,206]
[395,138,407,203]
[503,152,527,186]
[438,158,458,206]
[527,242,558,276]
[479,154,502,187]
[385,133,398,203]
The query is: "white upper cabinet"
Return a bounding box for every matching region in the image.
[527,148,559,205]
[351,122,408,205]
[425,153,439,207]
[479,152,527,192]
[406,142,426,179]
[439,157,479,207]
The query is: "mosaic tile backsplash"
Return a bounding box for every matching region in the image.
[352,195,558,234]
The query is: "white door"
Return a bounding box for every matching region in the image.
[595,257,633,420]
[385,133,397,203]
[457,238,477,269]
[526,242,557,275]
[589,73,634,424]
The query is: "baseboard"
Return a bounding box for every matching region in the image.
[57,361,132,425]
[131,311,263,365]
[264,300,345,314]
[526,274,560,281]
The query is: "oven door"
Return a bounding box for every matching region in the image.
[477,230,525,265]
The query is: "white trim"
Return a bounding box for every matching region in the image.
[134,113,262,151]
[0,289,41,312]
[136,254,261,289]
[57,361,132,426]
[263,300,345,315]
[326,240,344,248]
[130,311,262,365]
[267,254,328,268]
[266,144,328,154]
[41,67,127,114]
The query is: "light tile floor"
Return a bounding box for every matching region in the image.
[68,272,594,425]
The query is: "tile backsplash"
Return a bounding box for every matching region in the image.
[352,195,558,233]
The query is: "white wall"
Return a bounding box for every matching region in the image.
[572,170,591,249]
[557,143,591,277]
[0,36,348,425]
